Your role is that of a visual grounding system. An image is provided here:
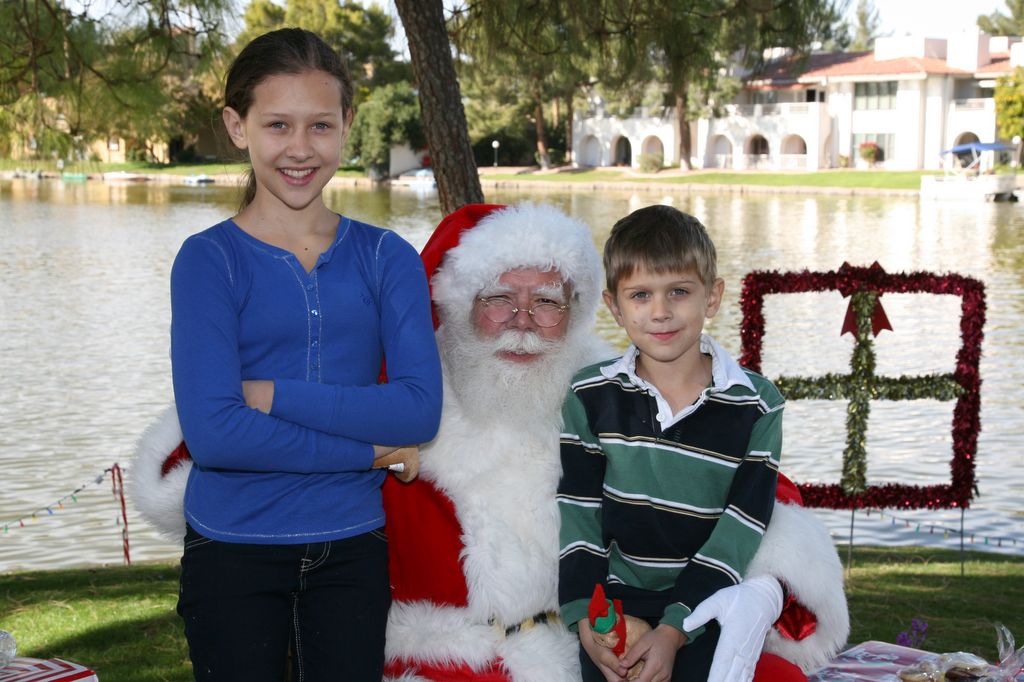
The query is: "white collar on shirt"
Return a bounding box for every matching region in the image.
[599,333,755,429]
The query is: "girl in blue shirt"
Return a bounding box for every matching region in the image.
[171,28,442,681]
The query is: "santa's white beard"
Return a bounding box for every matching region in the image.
[437,318,582,431]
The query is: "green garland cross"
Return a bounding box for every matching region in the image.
[740,263,984,510]
[775,290,962,495]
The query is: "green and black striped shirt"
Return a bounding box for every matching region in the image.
[558,335,783,637]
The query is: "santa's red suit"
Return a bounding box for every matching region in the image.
[131,203,849,682]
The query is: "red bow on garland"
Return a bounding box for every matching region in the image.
[839,261,893,337]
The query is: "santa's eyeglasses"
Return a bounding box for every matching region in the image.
[476,296,569,328]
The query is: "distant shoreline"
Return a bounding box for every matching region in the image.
[477,176,920,197]
[2,168,925,198]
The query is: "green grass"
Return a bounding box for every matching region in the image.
[843,547,1024,659]
[1,563,188,681]
[484,168,939,190]
[1,547,1022,681]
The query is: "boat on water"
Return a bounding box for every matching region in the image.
[392,167,435,190]
[103,171,151,183]
[183,174,215,186]
[920,142,1019,202]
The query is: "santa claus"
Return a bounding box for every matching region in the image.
[132,203,849,682]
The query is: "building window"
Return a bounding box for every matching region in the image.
[854,81,897,110]
[853,133,895,162]
[108,138,120,151]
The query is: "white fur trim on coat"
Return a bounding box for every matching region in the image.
[385,600,579,682]
[386,600,499,669]
[747,501,850,672]
[495,622,579,682]
[129,406,189,541]
[430,203,603,338]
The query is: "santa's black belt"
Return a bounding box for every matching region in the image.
[488,610,561,638]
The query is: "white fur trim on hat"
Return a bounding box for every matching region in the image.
[430,203,603,336]
[129,405,189,541]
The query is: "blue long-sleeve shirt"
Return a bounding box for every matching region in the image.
[171,216,442,544]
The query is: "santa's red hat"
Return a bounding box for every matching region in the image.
[424,203,604,337]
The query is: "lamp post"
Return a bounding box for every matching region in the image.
[492,140,500,167]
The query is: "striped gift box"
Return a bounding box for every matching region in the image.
[0,658,97,682]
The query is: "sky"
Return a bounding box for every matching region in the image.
[369,0,1015,55]
[67,0,1016,45]
[859,0,1008,39]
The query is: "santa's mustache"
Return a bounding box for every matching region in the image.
[489,329,559,356]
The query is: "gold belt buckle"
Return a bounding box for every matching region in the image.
[489,610,561,638]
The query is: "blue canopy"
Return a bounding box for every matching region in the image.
[941,142,1015,154]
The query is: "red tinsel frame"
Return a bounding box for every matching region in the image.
[739,264,985,510]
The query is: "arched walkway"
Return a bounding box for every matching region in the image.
[579,135,601,167]
[745,134,770,169]
[613,136,632,166]
[709,135,732,169]
[780,134,807,170]
[641,135,665,161]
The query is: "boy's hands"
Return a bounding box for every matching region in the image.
[617,624,686,682]
[578,619,628,681]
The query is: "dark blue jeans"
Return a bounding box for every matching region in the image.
[178,524,390,681]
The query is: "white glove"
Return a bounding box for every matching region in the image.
[682,575,784,682]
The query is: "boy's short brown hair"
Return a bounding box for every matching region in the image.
[603,205,718,293]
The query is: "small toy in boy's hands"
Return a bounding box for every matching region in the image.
[589,584,626,656]
[588,584,652,681]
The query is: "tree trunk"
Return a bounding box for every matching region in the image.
[534,99,550,169]
[565,94,574,166]
[394,0,483,215]
[529,76,550,169]
[675,91,692,170]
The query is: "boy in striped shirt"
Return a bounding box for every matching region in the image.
[558,205,784,681]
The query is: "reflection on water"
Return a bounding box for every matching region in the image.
[1,179,1022,572]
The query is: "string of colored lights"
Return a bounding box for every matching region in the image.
[2,464,131,564]
[857,507,1020,549]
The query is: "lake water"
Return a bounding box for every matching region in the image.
[1,178,1022,572]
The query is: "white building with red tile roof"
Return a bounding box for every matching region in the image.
[573,30,1021,171]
